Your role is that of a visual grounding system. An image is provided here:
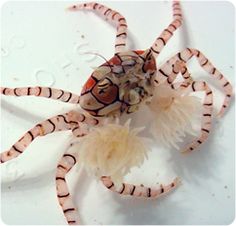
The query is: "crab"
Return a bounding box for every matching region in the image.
[1,1,233,225]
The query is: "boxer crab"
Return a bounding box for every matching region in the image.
[1,1,233,225]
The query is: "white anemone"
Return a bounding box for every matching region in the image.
[79,120,150,184]
[148,84,202,149]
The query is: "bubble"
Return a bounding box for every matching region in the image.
[34,69,55,87]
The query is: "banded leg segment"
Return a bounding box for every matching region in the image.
[180,81,214,153]
[154,48,233,116]
[68,2,128,53]
[159,80,213,153]
[154,59,193,88]
[151,1,183,58]
[1,86,80,104]
[101,176,180,198]
[56,148,79,225]
[0,112,78,163]
[0,110,98,163]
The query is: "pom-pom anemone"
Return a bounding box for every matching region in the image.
[79,120,150,184]
[148,84,202,149]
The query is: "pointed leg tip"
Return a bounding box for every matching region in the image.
[180,149,191,154]
[66,5,78,11]
[216,111,224,118]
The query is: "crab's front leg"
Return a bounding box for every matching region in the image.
[101,176,180,199]
[154,48,233,116]
[153,53,230,154]
[68,2,128,53]
[180,81,214,153]
[153,51,218,153]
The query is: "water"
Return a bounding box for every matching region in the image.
[2,35,25,57]
[61,61,72,69]
[9,36,25,49]
[1,47,9,57]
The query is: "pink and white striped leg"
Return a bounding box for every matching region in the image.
[0,112,78,163]
[1,86,80,104]
[56,147,80,225]
[180,81,214,153]
[154,48,233,116]
[68,2,128,53]
[153,55,215,153]
[150,1,183,58]
[101,176,180,198]
[154,60,193,88]
[0,110,98,164]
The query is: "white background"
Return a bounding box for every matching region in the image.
[1,1,235,225]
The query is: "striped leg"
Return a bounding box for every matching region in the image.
[152,78,214,153]
[154,60,193,88]
[150,1,183,58]
[0,112,78,163]
[56,147,79,225]
[101,176,180,198]
[68,2,127,53]
[180,81,214,153]
[154,48,233,116]
[0,110,97,163]
[1,86,80,104]
[71,123,89,138]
